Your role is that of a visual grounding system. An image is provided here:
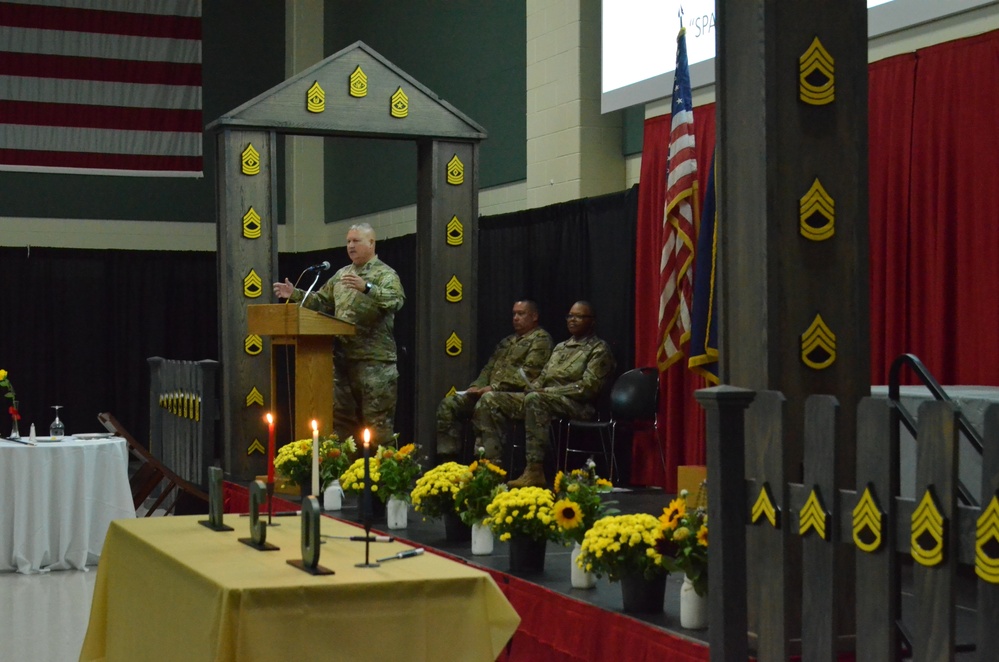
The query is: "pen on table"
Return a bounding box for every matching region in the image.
[4,437,36,446]
[377,548,425,563]
[239,510,300,517]
[321,534,395,543]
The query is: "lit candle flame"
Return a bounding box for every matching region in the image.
[363,428,371,446]
[265,413,273,424]
[311,419,318,432]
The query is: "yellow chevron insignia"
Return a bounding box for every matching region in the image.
[799,178,835,241]
[911,487,946,567]
[306,80,325,113]
[852,484,884,553]
[446,385,457,397]
[241,144,261,175]
[244,334,263,356]
[799,487,829,540]
[242,207,262,239]
[158,391,201,421]
[976,493,999,583]
[445,332,462,357]
[446,275,463,303]
[245,386,265,407]
[446,215,464,246]
[799,36,835,105]
[247,439,266,455]
[447,155,464,185]
[349,66,367,98]
[243,269,263,299]
[751,483,780,528]
[801,314,837,370]
[390,87,409,118]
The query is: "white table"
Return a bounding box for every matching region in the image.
[0,435,135,573]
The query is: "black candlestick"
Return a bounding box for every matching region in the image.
[355,432,380,568]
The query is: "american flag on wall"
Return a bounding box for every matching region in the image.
[0,0,203,177]
[657,26,698,371]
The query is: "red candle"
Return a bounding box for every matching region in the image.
[266,413,275,483]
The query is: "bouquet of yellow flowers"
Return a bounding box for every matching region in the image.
[376,442,422,502]
[659,488,709,596]
[411,461,468,520]
[453,449,508,526]
[274,434,354,492]
[340,441,421,503]
[576,513,670,582]
[320,434,356,490]
[551,458,616,545]
[483,486,560,543]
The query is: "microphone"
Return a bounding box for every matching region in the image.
[305,261,331,272]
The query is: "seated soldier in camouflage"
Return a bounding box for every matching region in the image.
[474,300,616,488]
[435,300,552,464]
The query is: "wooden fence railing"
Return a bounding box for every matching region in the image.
[697,387,999,662]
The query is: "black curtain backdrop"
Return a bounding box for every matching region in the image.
[0,188,636,466]
[0,247,218,441]
[477,187,639,393]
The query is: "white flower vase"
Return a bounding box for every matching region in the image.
[471,522,494,555]
[570,541,596,589]
[323,480,344,511]
[679,575,708,629]
[386,495,408,530]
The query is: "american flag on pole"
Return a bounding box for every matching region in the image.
[0,0,203,177]
[657,26,698,372]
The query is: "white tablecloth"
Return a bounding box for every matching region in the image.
[0,436,135,573]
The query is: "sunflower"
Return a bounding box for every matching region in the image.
[696,523,708,548]
[553,499,583,530]
[659,497,686,531]
[553,471,564,495]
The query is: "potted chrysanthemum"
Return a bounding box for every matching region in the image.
[577,513,670,612]
[338,441,423,526]
[483,486,560,573]
[552,458,616,588]
[274,434,353,499]
[411,461,470,540]
[660,487,709,628]
[376,442,422,529]
[453,449,508,554]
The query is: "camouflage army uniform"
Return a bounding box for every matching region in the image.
[474,334,616,463]
[436,326,553,458]
[290,256,404,444]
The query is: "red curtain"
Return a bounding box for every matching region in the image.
[634,29,999,489]
[633,107,715,491]
[896,31,999,384]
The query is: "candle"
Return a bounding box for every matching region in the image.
[266,413,275,483]
[362,428,372,526]
[311,420,320,498]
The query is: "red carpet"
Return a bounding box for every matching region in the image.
[222,482,709,662]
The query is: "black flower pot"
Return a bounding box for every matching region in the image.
[508,533,547,574]
[619,572,667,613]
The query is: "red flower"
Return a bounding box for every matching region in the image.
[8,406,20,421]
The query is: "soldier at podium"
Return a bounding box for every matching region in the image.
[273,223,405,446]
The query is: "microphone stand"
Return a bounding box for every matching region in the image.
[298,271,321,307]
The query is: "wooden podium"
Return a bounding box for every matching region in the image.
[247,304,355,441]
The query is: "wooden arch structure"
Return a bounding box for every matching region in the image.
[207,41,485,480]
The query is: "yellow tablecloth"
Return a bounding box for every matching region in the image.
[79,515,520,662]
